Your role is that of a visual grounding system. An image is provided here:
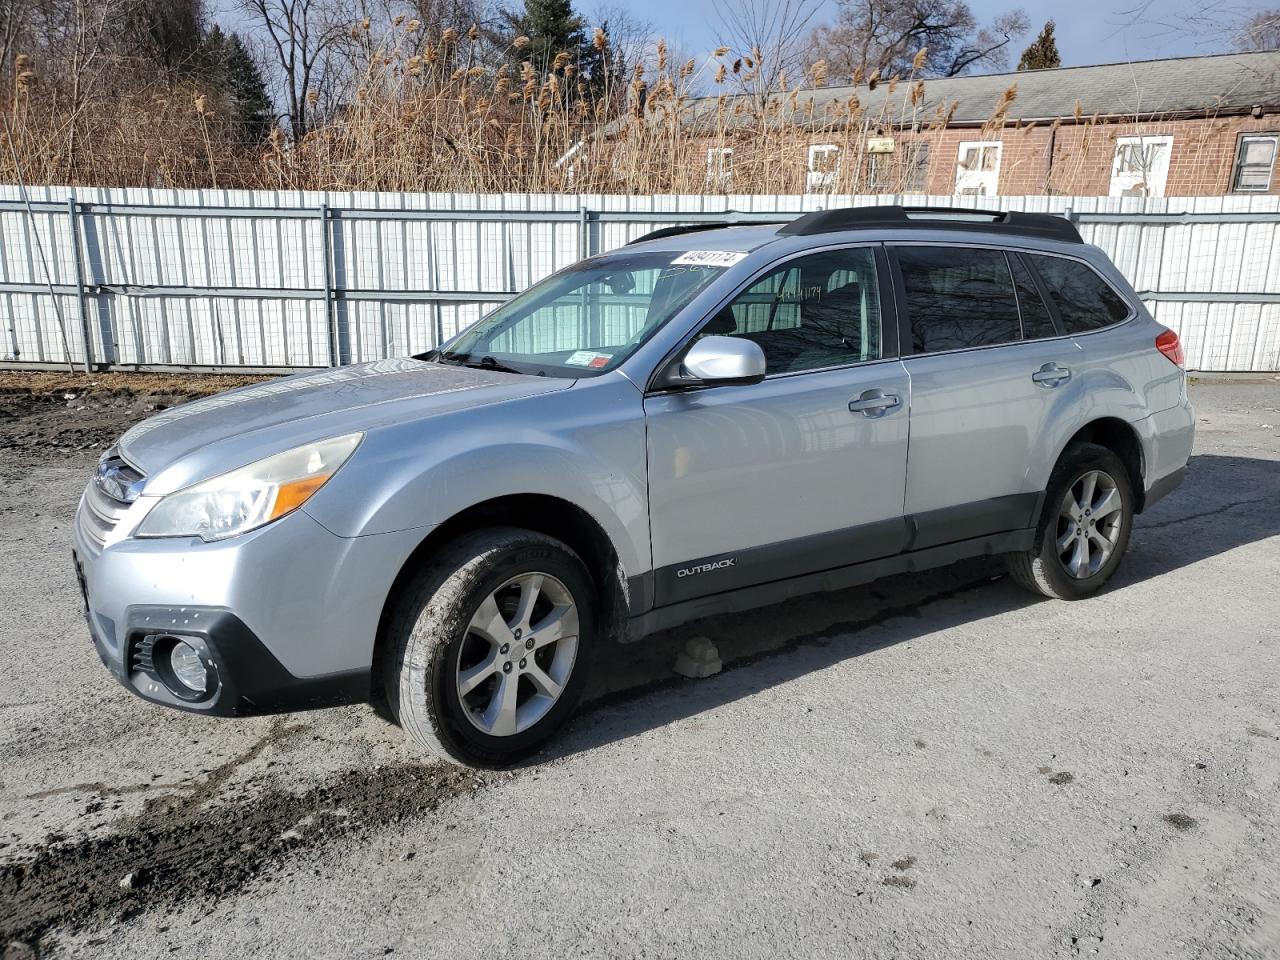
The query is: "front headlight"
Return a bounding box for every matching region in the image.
[136,433,363,542]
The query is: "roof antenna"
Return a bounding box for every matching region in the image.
[2,112,76,374]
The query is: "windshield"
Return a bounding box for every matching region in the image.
[431,252,728,378]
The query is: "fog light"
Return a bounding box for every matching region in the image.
[169,641,207,694]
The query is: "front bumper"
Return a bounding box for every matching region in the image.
[79,596,369,715]
[73,497,429,716]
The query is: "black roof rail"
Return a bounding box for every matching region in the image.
[628,217,788,246]
[628,223,734,245]
[777,205,1082,243]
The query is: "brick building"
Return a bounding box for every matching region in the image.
[653,50,1280,197]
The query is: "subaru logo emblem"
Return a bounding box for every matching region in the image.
[95,458,144,502]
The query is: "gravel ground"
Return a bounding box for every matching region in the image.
[1,375,1278,959]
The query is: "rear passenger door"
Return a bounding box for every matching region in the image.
[890,244,1073,547]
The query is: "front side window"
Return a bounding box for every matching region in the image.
[896,246,1020,354]
[1029,255,1131,334]
[1233,134,1277,192]
[701,248,882,375]
[438,252,727,377]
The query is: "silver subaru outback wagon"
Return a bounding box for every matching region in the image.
[73,206,1194,765]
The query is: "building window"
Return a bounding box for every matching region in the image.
[1232,135,1277,192]
[905,141,931,193]
[954,141,1002,196]
[1109,135,1172,197]
[807,144,840,193]
[706,147,733,189]
[865,153,889,193]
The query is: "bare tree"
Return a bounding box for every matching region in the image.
[239,0,347,139]
[1236,8,1280,49]
[806,0,1029,82]
[0,0,31,83]
[586,1,655,77]
[712,0,824,108]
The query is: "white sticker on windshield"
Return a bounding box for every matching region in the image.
[671,250,748,268]
[565,350,612,368]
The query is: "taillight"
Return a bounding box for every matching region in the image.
[1155,329,1185,367]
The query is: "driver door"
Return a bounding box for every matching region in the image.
[643,245,911,606]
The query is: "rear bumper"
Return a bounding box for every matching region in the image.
[1142,465,1186,510]
[1136,399,1195,511]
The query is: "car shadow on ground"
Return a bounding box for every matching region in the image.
[543,452,1280,763]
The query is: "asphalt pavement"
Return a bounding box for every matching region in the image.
[1,378,1278,959]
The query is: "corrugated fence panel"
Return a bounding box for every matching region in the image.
[1,185,1278,371]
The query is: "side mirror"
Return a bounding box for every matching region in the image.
[660,335,767,389]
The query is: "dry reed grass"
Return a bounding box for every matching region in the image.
[1,21,1122,196]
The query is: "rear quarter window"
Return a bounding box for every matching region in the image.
[1030,255,1132,333]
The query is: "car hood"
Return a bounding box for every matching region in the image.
[118,358,573,494]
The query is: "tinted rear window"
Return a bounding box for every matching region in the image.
[896,247,1020,354]
[1030,255,1131,333]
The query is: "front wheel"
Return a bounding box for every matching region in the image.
[1006,442,1135,600]
[382,527,596,766]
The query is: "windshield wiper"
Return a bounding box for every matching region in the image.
[462,355,524,375]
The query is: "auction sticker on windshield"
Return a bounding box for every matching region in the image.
[671,250,748,267]
[565,350,613,368]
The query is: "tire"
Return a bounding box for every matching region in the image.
[381,527,596,767]
[1006,442,1135,600]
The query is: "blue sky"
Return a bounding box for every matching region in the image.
[638,0,1251,68]
[212,0,1260,75]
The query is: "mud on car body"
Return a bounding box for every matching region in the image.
[74,206,1194,766]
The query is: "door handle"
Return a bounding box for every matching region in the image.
[1032,362,1072,386]
[849,389,902,417]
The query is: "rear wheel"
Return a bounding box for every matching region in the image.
[1006,442,1134,600]
[382,527,595,766]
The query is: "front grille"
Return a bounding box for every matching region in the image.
[78,453,145,549]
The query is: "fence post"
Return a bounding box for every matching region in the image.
[319,203,339,366]
[577,205,588,259]
[66,194,94,373]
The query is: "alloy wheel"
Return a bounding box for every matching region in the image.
[1054,469,1125,579]
[455,572,579,736]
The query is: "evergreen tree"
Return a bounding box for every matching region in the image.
[199,26,275,145]
[503,0,608,94]
[121,0,205,74]
[1017,20,1061,71]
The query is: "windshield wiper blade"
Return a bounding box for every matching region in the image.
[462,355,523,375]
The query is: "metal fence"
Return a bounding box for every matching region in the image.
[2,186,1279,372]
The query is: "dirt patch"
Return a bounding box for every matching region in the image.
[0,748,490,948]
[0,371,274,464]
[1163,813,1198,831]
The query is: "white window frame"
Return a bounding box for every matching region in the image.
[954,140,1002,196]
[706,147,734,189]
[1109,135,1173,198]
[806,144,840,193]
[1232,134,1278,193]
